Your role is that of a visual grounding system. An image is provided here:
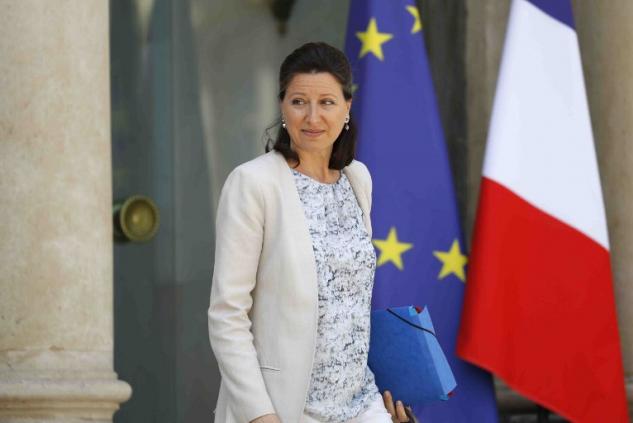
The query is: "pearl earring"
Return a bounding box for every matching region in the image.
[281,117,287,129]
[344,116,350,131]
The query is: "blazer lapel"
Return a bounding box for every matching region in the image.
[271,149,371,237]
[272,149,319,290]
[343,161,372,238]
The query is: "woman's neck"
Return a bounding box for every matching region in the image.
[287,146,338,184]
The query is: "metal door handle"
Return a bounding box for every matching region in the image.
[113,195,160,243]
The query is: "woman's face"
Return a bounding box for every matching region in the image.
[280,72,351,157]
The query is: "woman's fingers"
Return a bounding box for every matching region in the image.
[382,390,396,417]
[382,391,411,422]
[405,406,419,423]
[395,400,410,422]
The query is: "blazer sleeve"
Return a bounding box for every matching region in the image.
[208,165,276,422]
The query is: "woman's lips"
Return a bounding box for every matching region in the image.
[302,129,325,138]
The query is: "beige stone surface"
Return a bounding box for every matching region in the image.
[0,1,112,356]
[573,0,633,377]
[0,1,131,420]
[574,1,633,415]
[464,0,510,241]
[465,0,633,415]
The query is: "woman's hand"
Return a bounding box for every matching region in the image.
[249,413,281,423]
[382,390,419,423]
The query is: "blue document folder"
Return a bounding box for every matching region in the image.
[368,305,457,405]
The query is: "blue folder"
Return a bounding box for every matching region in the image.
[368,305,457,405]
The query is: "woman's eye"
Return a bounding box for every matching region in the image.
[291,99,305,105]
[322,99,335,105]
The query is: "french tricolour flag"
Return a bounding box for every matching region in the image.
[457,0,629,421]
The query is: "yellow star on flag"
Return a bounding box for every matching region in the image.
[356,18,394,61]
[372,227,413,270]
[406,5,423,33]
[433,239,468,282]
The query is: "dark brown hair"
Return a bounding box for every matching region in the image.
[265,42,356,170]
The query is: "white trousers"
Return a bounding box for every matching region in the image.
[300,394,393,423]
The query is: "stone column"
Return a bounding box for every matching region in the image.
[0,1,131,422]
[465,0,633,417]
[574,1,633,417]
[464,0,509,237]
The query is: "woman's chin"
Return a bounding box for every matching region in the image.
[296,138,328,147]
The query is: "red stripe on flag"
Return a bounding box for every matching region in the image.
[458,178,628,422]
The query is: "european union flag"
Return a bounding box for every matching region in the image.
[344,1,498,421]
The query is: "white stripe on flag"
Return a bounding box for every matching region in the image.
[482,0,609,249]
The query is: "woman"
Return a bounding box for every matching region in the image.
[208,42,417,423]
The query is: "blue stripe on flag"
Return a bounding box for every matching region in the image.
[526,0,575,29]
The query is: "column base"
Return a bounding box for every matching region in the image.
[0,349,132,421]
[0,375,131,422]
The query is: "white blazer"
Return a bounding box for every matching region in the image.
[208,149,373,423]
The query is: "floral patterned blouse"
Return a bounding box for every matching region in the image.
[291,167,379,423]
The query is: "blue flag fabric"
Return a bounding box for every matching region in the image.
[344,1,498,421]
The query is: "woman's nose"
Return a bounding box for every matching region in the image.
[306,104,321,124]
